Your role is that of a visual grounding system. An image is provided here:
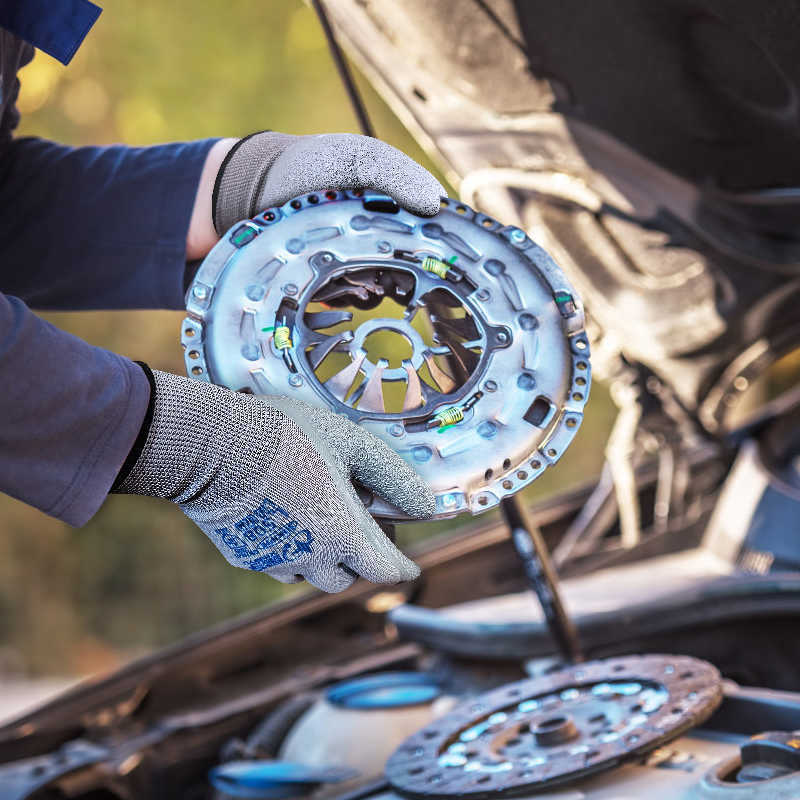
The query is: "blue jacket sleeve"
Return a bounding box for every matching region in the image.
[0,291,151,525]
[0,136,218,523]
[0,136,217,310]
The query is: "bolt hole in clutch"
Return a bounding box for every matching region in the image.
[183,191,591,519]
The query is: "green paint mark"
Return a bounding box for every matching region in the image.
[436,424,456,434]
[261,326,275,333]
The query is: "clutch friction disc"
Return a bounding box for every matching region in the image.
[385,654,723,797]
[183,191,591,519]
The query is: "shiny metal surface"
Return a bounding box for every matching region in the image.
[183,191,590,519]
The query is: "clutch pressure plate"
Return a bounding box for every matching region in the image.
[182,191,591,519]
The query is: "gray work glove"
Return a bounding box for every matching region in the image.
[212,131,445,234]
[115,368,434,593]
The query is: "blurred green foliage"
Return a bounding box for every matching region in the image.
[1,0,615,678]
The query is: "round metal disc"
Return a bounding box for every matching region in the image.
[385,654,722,797]
[183,191,591,519]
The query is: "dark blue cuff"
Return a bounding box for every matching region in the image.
[0,292,151,525]
[0,0,102,65]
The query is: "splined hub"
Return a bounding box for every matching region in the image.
[183,191,591,519]
[385,654,723,796]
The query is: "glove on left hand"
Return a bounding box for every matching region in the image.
[115,368,434,592]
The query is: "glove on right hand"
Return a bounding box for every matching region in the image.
[212,131,445,234]
[115,368,435,593]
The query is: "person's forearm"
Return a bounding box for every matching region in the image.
[186,137,236,261]
[0,136,218,311]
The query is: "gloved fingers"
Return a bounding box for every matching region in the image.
[259,133,444,217]
[348,136,445,217]
[302,561,358,594]
[345,506,421,585]
[345,423,436,519]
[256,395,435,519]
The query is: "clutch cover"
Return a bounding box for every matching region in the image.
[182,191,591,519]
[385,654,723,797]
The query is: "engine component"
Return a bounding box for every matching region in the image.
[319,0,800,432]
[738,731,800,782]
[278,673,456,784]
[209,761,357,799]
[692,730,800,797]
[183,191,590,519]
[0,740,109,800]
[385,654,722,796]
[219,694,318,765]
[326,672,443,709]
[720,416,800,573]
[215,677,449,800]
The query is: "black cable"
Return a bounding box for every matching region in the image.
[501,495,584,664]
[473,0,528,54]
[311,0,376,138]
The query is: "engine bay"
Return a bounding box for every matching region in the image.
[3,450,800,800]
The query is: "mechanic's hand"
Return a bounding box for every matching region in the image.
[211,131,445,234]
[115,368,434,592]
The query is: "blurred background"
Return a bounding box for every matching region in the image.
[1,0,616,694]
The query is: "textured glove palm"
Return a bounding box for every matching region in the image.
[116,369,435,592]
[212,131,445,234]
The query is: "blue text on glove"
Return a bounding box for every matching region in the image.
[214,497,314,570]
